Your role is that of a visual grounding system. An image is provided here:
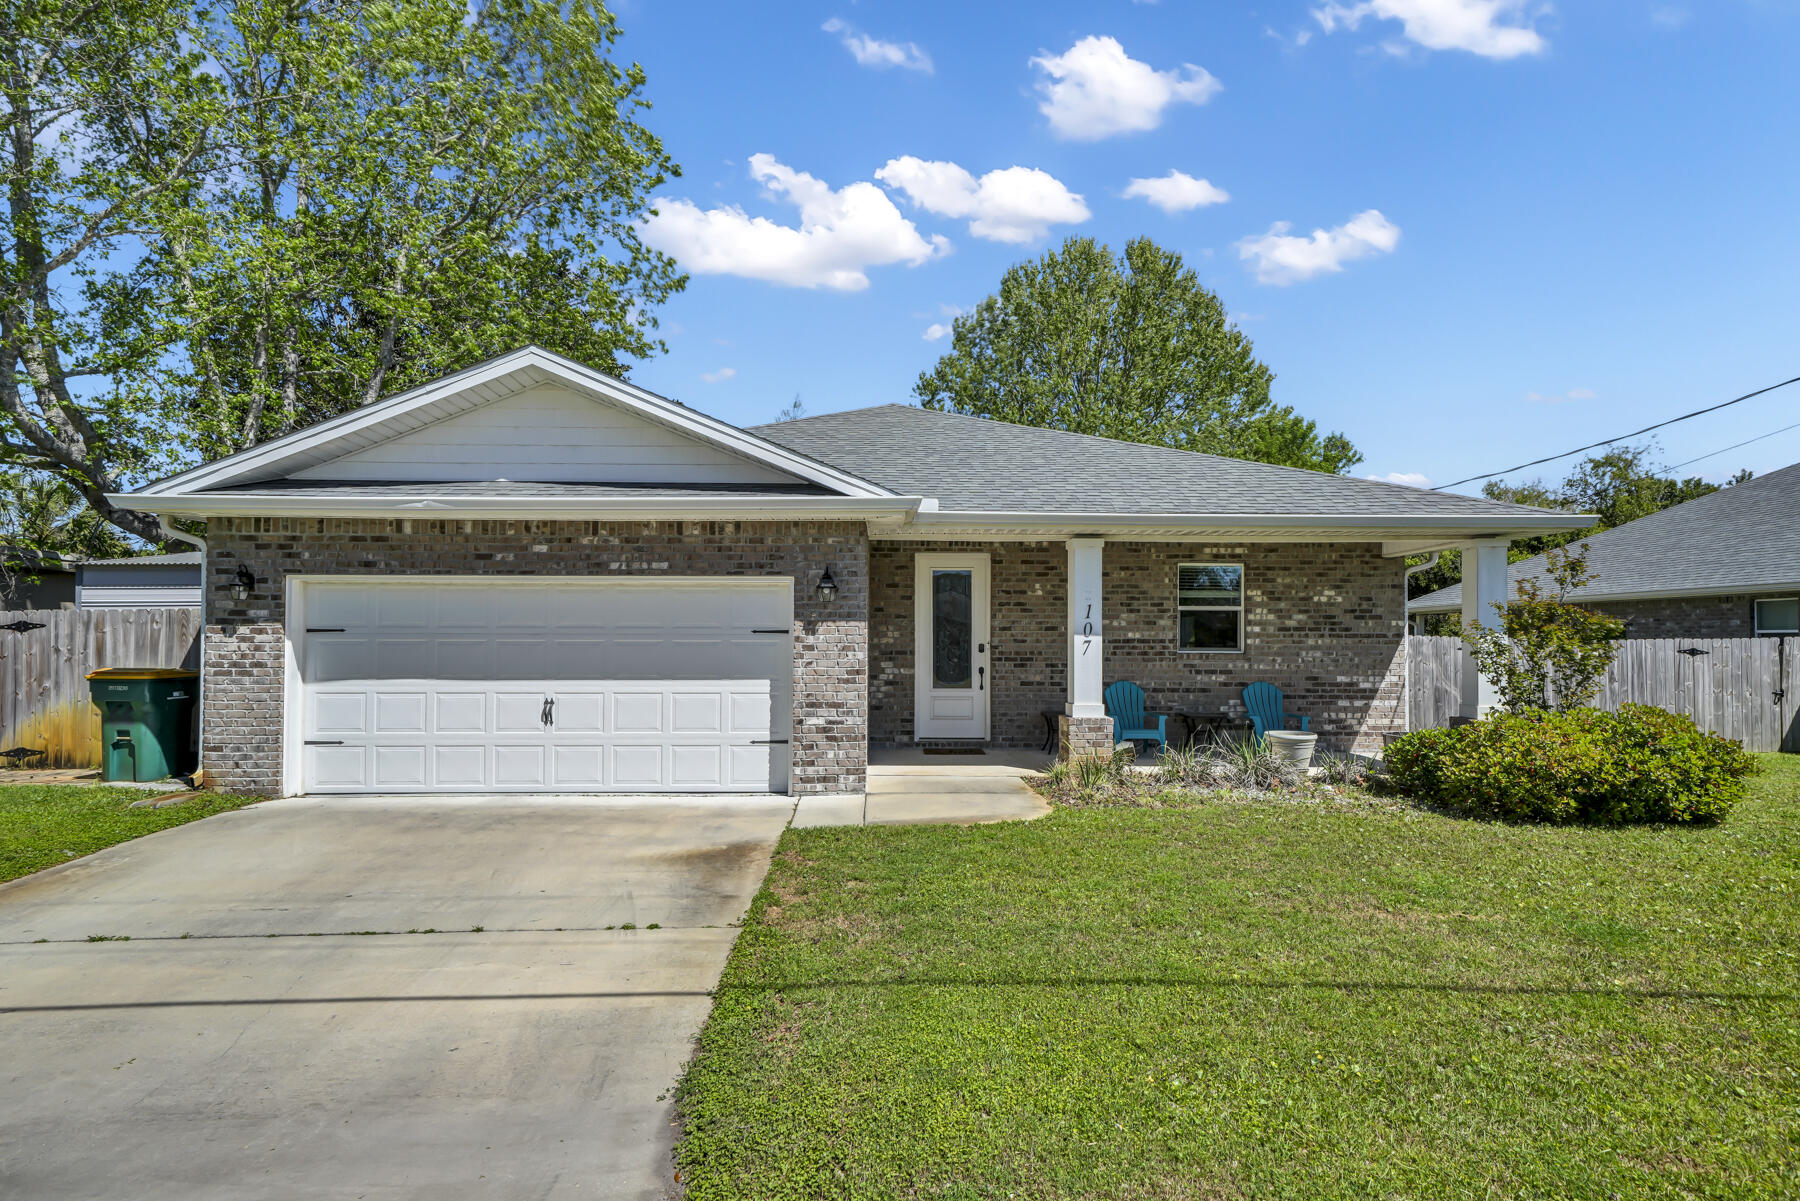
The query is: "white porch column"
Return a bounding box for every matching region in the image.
[1066,537,1105,718]
[1459,539,1510,719]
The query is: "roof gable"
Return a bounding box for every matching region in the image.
[138,347,892,499]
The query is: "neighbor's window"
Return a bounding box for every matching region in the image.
[1178,563,1243,652]
[1754,597,1799,636]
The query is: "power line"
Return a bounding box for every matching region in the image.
[1433,372,1800,491]
[1668,417,1800,472]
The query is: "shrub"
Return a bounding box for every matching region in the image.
[1382,704,1756,824]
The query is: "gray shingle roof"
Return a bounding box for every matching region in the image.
[1409,460,1800,612]
[752,404,1562,518]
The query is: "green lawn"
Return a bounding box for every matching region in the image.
[0,784,260,883]
[677,755,1800,1200]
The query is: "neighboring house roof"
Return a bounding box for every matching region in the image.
[1409,460,1800,613]
[110,347,1592,549]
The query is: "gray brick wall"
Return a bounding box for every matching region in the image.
[202,518,867,796]
[1594,593,1794,640]
[871,540,1407,755]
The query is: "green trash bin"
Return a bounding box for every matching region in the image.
[86,669,199,783]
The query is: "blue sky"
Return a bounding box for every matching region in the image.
[612,1,1800,496]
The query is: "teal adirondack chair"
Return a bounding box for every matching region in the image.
[1104,681,1167,750]
[1242,682,1309,741]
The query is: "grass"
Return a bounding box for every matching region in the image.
[0,784,260,883]
[676,754,1800,1200]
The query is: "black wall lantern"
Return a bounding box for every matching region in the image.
[815,566,839,602]
[231,563,256,602]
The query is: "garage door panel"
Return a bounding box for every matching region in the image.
[494,692,548,733]
[493,745,548,787]
[555,693,605,733]
[435,639,495,679]
[374,693,428,734]
[434,745,487,788]
[298,579,791,794]
[729,745,773,790]
[670,692,724,734]
[728,690,772,733]
[307,745,370,789]
[671,744,724,788]
[551,745,604,787]
[374,746,428,788]
[433,692,486,734]
[311,691,369,735]
[309,638,371,684]
[613,691,663,733]
[613,745,665,788]
[374,639,433,678]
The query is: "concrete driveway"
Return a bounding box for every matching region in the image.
[0,794,793,1201]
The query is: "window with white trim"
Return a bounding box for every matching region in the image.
[1754,597,1799,636]
[1178,563,1243,652]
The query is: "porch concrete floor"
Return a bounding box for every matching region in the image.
[790,749,1052,829]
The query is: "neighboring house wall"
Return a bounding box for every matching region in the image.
[869,540,1407,755]
[1594,593,1793,640]
[76,564,204,609]
[201,517,868,796]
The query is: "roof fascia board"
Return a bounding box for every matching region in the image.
[135,347,894,500]
[903,510,1596,534]
[110,492,924,522]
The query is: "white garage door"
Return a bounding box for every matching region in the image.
[294,578,792,794]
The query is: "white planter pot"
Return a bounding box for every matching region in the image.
[1264,730,1318,771]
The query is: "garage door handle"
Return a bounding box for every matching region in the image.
[751,738,789,745]
[304,740,344,746]
[540,697,555,727]
[752,628,790,634]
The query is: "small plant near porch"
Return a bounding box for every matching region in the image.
[1041,740,1371,807]
[1459,543,1625,713]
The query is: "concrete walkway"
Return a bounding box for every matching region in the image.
[792,749,1053,828]
[0,794,792,1201]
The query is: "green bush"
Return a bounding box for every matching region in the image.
[1383,704,1756,824]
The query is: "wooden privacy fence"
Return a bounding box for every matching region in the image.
[0,608,202,768]
[1408,635,1800,752]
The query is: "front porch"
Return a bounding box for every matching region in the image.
[867,538,1415,758]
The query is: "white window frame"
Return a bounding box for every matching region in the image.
[1753,596,1799,636]
[1176,561,1245,654]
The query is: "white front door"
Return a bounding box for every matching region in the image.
[913,553,990,740]
[291,577,792,794]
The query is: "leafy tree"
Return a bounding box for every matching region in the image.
[0,470,132,605]
[1461,543,1625,713]
[915,237,1362,474]
[1,0,683,541]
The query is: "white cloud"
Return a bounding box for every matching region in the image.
[822,18,932,72]
[1313,1,1547,59]
[1236,209,1401,285]
[1030,36,1221,140]
[700,367,737,384]
[876,157,1090,244]
[1649,5,1689,31]
[922,304,965,342]
[1122,170,1230,214]
[1366,471,1433,488]
[1525,387,1596,404]
[642,154,948,291]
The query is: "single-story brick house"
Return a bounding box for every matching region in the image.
[1410,460,1800,641]
[113,347,1583,800]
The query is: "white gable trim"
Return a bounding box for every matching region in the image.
[135,347,895,499]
